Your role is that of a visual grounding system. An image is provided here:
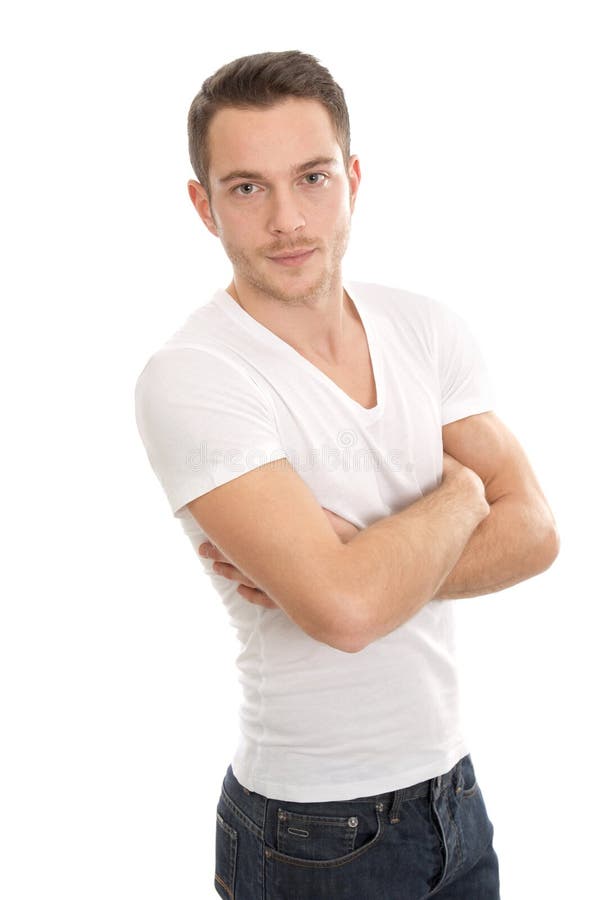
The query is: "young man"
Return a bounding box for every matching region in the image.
[135,50,559,898]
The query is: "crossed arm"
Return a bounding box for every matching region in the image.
[433,411,559,598]
[198,411,560,608]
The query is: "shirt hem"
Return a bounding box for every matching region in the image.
[441,400,494,426]
[231,741,470,802]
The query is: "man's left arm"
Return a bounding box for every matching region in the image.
[433,410,560,599]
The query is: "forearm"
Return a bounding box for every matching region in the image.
[432,492,559,599]
[338,474,488,649]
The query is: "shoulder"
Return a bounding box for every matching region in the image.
[346,279,446,355]
[134,344,265,414]
[134,294,257,398]
[347,279,443,324]
[348,280,475,344]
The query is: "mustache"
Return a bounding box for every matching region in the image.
[264,241,318,255]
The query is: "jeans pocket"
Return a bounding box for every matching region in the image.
[453,755,495,873]
[215,808,238,898]
[457,754,479,799]
[267,802,384,869]
[277,808,359,860]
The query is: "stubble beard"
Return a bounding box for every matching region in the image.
[221,218,351,308]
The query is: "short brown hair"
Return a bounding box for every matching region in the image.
[187,50,351,195]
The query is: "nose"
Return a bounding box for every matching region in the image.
[266,186,306,236]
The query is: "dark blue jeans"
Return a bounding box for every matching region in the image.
[214,754,500,898]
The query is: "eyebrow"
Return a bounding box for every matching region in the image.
[217,156,341,185]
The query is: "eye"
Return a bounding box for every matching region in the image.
[303,172,328,186]
[233,183,259,196]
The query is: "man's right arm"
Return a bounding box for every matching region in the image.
[187,453,489,653]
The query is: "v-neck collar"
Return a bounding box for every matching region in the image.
[212,281,385,422]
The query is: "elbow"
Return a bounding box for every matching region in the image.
[527,518,560,578]
[305,547,375,654]
[316,595,373,654]
[521,496,561,577]
[320,630,370,654]
[333,629,371,654]
[539,523,561,572]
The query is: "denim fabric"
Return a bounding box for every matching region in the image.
[214,753,500,898]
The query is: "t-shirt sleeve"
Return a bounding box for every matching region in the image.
[429,298,496,425]
[134,347,288,518]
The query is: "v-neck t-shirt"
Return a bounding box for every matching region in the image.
[134,280,496,801]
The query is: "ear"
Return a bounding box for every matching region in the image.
[187,179,219,237]
[347,155,361,214]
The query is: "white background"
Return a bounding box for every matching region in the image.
[2,2,598,898]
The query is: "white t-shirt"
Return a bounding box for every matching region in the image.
[134,280,495,802]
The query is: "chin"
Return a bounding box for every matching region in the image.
[271,273,333,304]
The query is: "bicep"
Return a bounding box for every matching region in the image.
[186,458,356,651]
[442,411,549,505]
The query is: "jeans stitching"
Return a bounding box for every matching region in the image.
[215,811,238,899]
[431,835,496,896]
[264,805,385,869]
[220,786,264,841]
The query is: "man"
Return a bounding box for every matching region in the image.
[134,50,559,899]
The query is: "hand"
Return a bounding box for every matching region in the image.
[442,451,489,522]
[442,450,466,482]
[198,541,277,609]
[198,507,361,609]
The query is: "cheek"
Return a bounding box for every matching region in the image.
[315,184,352,222]
[219,212,257,245]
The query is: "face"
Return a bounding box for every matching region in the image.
[187,98,361,306]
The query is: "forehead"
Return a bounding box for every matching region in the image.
[207,98,341,178]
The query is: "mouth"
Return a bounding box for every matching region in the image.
[267,248,316,267]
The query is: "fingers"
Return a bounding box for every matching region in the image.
[198,542,277,608]
[199,543,277,608]
[199,541,223,560]
[237,584,278,609]
[212,560,257,589]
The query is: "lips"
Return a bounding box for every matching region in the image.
[269,248,316,260]
[267,248,317,268]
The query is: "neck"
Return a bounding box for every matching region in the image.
[226,275,359,365]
